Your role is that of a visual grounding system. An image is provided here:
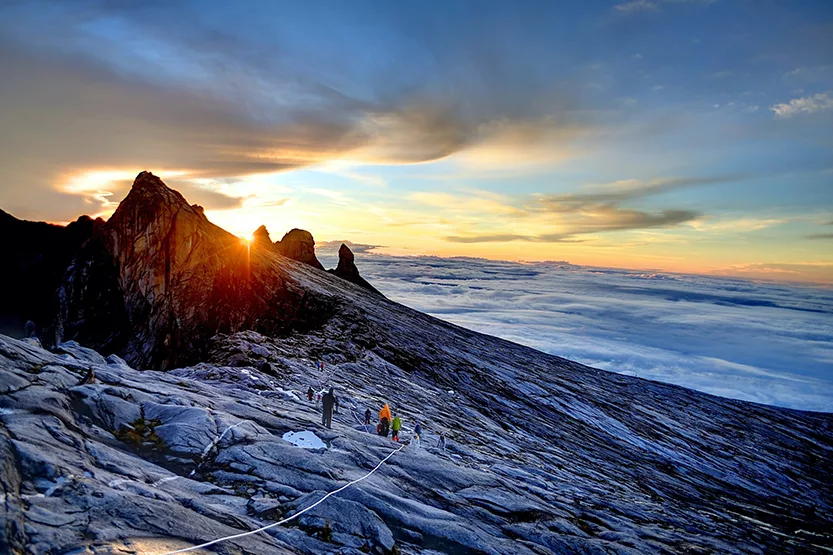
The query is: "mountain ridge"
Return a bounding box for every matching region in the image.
[0,172,831,554]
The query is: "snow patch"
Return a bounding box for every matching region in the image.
[282,430,327,449]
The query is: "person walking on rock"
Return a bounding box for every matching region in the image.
[364,408,371,425]
[437,431,446,452]
[378,403,392,437]
[391,414,402,442]
[412,422,422,449]
[307,386,314,402]
[322,388,336,429]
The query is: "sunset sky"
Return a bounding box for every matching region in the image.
[1,0,831,282]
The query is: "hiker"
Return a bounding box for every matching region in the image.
[437,431,446,452]
[364,408,371,425]
[391,414,402,442]
[24,320,36,338]
[321,388,336,429]
[307,386,314,401]
[378,403,392,437]
[413,422,422,449]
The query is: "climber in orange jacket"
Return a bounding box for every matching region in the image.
[378,403,392,437]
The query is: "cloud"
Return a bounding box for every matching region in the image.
[445,208,698,243]
[0,3,601,220]
[615,0,659,13]
[806,233,833,240]
[689,217,785,233]
[770,92,833,118]
[615,0,718,14]
[349,253,833,411]
[538,175,744,206]
[447,234,547,244]
[409,174,741,244]
[722,262,833,283]
[316,240,385,254]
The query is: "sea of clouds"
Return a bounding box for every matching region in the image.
[318,248,833,412]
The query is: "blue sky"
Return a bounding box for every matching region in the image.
[0,0,832,281]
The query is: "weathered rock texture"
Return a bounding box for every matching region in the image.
[275,229,325,270]
[329,243,383,295]
[249,225,325,270]
[1,315,832,554]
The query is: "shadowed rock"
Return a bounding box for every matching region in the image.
[0,209,102,342]
[252,224,273,248]
[329,243,382,296]
[275,228,324,270]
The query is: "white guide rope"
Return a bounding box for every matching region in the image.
[159,442,407,554]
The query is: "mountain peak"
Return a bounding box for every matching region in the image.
[330,242,383,296]
[275,228,324,270]
[252,224,273,246]
[338,242,355,264]
[121,171,193,213]
[54,173,360,367]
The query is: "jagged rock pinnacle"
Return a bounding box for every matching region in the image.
[252,224,272,246]
[275,228,324,270]
[330,243,382,295]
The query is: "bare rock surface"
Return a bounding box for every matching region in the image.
[2,318,832,554]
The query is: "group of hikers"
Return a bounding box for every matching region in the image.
[306,373,446,451]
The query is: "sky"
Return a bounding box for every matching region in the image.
[316,248,833,412]
[0,0,832,282]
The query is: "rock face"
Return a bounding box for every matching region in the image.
[275,228,325,270]
[249,225,327,271]
[0,209,101,342]
[1,314,832,554]
[329,243,382,295]
[56,172,337,369]
[252,224,273,248]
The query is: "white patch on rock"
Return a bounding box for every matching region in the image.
[282,430,327,449]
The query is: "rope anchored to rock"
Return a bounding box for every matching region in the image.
[159,442,407,555]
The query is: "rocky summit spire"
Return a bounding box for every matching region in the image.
[330,243,382,295]
[56,171,335,369]
[274,228,325,270]
[252,224,272,246]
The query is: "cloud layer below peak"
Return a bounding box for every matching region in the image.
[316,252,833,412]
